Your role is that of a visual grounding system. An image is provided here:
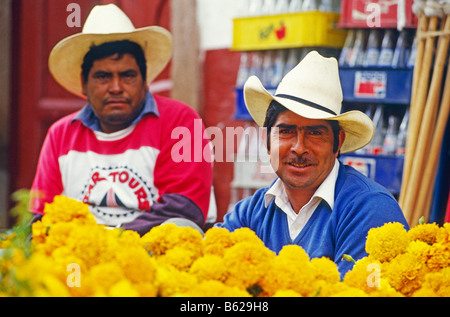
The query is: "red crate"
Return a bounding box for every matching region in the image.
[339,0,418,28]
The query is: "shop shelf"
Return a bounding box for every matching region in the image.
[232,11,348,51]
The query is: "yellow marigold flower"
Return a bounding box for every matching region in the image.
[369,278,404,297]
[141,223,203,258]
[411,267,450,297]
[420,267,450,297]
[365,222,409,262]
[278,244,310,263]
[412,287,438,297]
[115,229,142,248]
[14,252,67,296]
[407,223,440,245]
[343,256,382,295]
[115,246,157,285]
[32,221,75,255]
[31,221,48,246]
[88,262,125,294]
[382,251,430,296]
[189,254,227,283]
[223,241,275,291]
[0,232,15,249]
[331,287,369,297]
[176,280,251,297]
[229,227,264,245]
[203,227,233,256]
[133,282,158,297]
[260,245,316,297]
[156,266,198,297]
[41,195,96,226]
[32,274,71,297]
[272,289,302,297]
[406,240,432,267]
[436,223,450,245]
[426,242,450,271]
[65,224,118,268]
[314,281,351,297]
[311,257,340,284]
[108,279,140,297]
[156,246,197,271]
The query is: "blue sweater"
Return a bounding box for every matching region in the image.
[217,162,409,277]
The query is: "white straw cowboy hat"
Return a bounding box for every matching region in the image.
[244,50,375,154]
[48,4,172,98]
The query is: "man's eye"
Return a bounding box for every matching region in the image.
[279,129,295,135]
[94,73,109,79]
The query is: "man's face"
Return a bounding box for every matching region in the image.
[82,53,148,133]
[268,110,344,193]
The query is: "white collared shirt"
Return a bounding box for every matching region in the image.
[264,159,340,240]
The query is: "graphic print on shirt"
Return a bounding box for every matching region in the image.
[80,165,156,226]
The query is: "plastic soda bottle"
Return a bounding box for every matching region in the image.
[339,29,356,66]
[236,52,250,88]
[395,109,409,156]
[288,0,303,12]
[383,115,400,155]
[363,29,382,67]
[392,30,411,68]
[302,0,318,11]
[377,29,396,67]
[367,105,386,155]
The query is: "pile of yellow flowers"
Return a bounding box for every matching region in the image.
[1,195,449,297]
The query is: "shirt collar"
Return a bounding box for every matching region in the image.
[264,159,340,210]
[73,92,159,131]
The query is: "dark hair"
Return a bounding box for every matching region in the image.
[81,40,147,82]
[263,100,341,154]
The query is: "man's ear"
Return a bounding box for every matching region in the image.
[337,129,346,155]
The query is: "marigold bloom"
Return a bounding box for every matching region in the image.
[272,289,302,297]
[407,223,440,245]
[41,195,96,226]
[260,245,316,297]
[189,254,227,282]
[415,267,450,297]
[108,279,140,297]
[141,223,203,258]
[203,227,233,256]
[382,251,430,296]
[223,241,275,291]
[156,246,197,271]
[343,256,382,294]
[311,257,340,284]
[365,222,409,262]
[115,246,157,285]
[229,227,264,245]
[176,280,251,297]
[156,266,198,297]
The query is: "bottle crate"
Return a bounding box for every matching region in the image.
[232,11,348,51]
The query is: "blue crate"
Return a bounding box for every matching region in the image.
[339,68,413,105]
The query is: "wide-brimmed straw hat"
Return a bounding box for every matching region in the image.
[48,4,172,98]
[244,50,374,154]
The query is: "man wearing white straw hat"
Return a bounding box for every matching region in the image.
[29,4,212,235]
[217,51,408,276]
